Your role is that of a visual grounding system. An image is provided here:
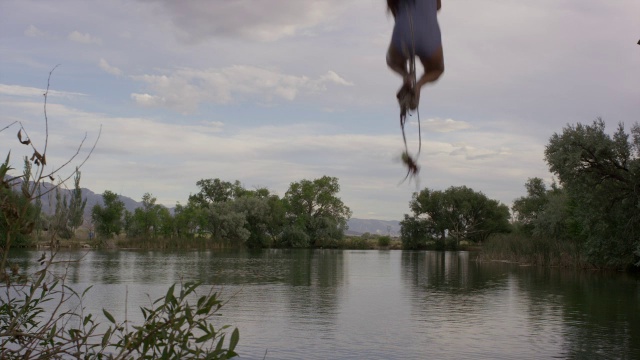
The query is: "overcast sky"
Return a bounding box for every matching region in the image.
[1,0,639,220]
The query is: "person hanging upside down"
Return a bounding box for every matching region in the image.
[387,0,444,108]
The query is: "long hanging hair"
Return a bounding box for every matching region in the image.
[387,0,401,18]
[387,0,415,18]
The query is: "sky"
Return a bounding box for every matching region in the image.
[1,0,639,221]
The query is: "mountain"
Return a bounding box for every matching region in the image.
[345,218,401,237]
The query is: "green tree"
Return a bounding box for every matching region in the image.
[400,215,435,249]
[132,193,163,238]
[283,176,352,247]
[207,201,250,246]
[91,190,125,239]
[231,189,282,248]
[544,119,640,268]
[404,186,511,248]
[0,181,38,247]
[512,177,549,235]
[67,169,87,234]
[173,202,201,239]
[189,178,245,207]
[157,206,174,239]
[51,186,73,239]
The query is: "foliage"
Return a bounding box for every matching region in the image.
[480,234,585,267]
[1,68,239,359]
[400,214,433,249]
[278,226,310,248]
[544,119,640,268]
[91,190,125,240]
[343,237,372,250]
[124,193,165,239]
[188,179,246,207]
[284,176,352,246]
[511,177,550,235]
[401,186,511,249]
[67,169,87,234]
[207,201,250,246]
[377,235,391,247]
[50,171,87,240]
[0,176,38,248]
[0,259,239,359]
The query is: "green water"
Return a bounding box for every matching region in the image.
[8,249,640,359]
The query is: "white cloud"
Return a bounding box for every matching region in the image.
[24,25,46,37]
[98,58,122,76]
[449,143,511,161]
[139,0,354,42]
[68,31,102,44]
[130,66,354,112]
[421,118,472,133]
[0,84,84,98]
[130,93,161,107]
[318,71,354,87]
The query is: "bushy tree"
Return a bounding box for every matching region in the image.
[400,214,437,249]
[512,177,549,235]
[189,178,245,206]
[284,176,352,246]
[173,202,201,239]
[91,190,125,239]
[545,119,640,268]
[403,186,511,248]
[208,201,250,246]
[232,190,279,248]
[127,193,164,239]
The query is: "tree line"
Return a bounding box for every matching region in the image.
[90,176,352,248]
[3,115,638,268]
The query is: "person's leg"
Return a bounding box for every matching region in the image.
[416,45,444,88]
[413,45,444,104]
[386,44,411,85]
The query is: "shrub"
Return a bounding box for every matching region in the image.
[377,235,391,247]
[279,226,310,248]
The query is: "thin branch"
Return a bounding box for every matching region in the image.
[36,125,102,200]
[0,121,18,133]
[43,64,60,158]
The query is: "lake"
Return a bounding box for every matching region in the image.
[7,249,640,359]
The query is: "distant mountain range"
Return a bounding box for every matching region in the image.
[12,180,401,236]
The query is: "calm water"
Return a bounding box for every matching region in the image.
[7,249,640,359]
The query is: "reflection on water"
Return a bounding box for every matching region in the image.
[7,249,640,359]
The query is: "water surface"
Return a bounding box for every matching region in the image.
[8,249,640,359]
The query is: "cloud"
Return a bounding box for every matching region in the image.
[138,0,353,42]
[24,25,47,37]
[130,66,354,112]
[449,143,511,161]
[68,31,102,44]
[130,93,160,107]
[421,118,472,133]
[0,84,85,98]
[98,58,122,76]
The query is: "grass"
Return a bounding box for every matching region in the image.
[478,233,587,268]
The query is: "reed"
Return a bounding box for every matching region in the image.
[479,234,587,268]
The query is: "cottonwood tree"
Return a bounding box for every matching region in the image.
[127,192,164,238]
[545,118,640,268]
[91,190,125,240]
[283,176,352,247]
[402,186,510,248]
[49,170,87,240]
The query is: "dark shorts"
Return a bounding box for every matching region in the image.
[390,0,442,59]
